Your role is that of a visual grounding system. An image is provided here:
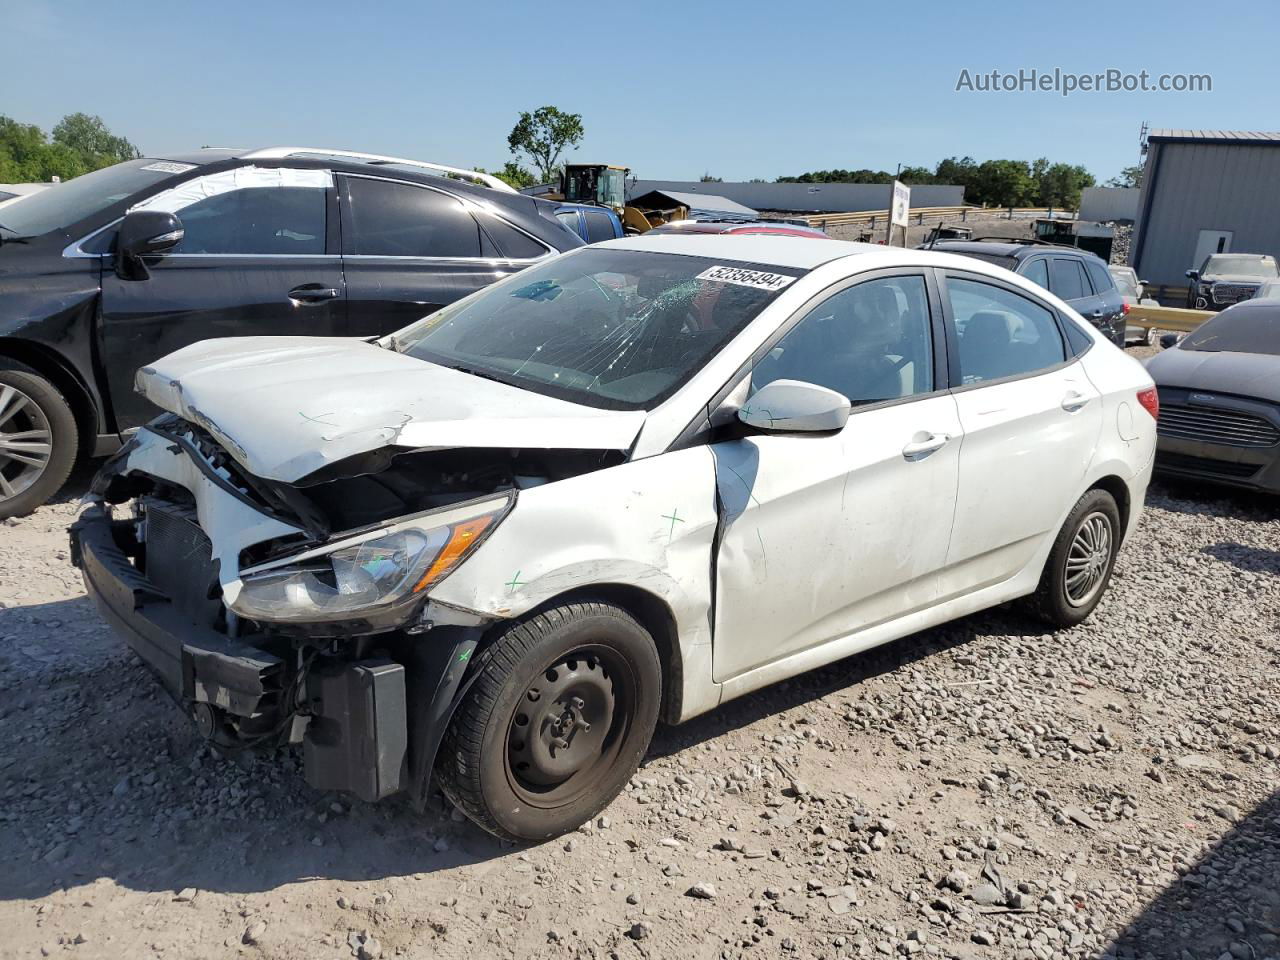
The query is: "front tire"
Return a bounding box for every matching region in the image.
[436,601,661,842]
[0,365,78,520]
[1026,488,1121,628]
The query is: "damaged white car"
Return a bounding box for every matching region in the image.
[71,235,1158,841]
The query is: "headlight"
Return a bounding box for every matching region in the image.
[228,497,509,623]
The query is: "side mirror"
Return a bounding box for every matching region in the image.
[115,209,183,280]
[738,379,850,434]
[1159,333,1180,350]
[1185,269,1198,280]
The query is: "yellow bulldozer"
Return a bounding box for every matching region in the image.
[553,163,687,234]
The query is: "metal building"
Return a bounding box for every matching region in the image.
[1131,130,1280,288]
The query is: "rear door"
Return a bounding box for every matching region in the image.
[938,270,1102,596]
[1083,258,1126,346]
[339,175,549,337]
[99,165,345,431]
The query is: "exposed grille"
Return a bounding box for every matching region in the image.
[1157,451,1261,479]
[1212,283,1259,304]
[143,498,223,627]
[1157,403,1280,448]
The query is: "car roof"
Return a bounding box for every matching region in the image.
[928,239,1101,261]
[606,233,882,269]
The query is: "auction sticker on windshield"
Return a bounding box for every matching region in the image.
[696,266,797,291]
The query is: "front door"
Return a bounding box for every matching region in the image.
[339,175,539,337]
[937,272,1102,596]
[100,167,345,431]
[712,272,961,682]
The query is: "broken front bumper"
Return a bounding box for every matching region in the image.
[69,506,485,805]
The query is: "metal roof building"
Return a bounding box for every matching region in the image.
[1131,129,1280,288]
[629,189,758,222]
[626,180,965,214]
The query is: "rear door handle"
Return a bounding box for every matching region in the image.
[1061,391,1091,412]
[902,433,951,461]
[288,283,340,304]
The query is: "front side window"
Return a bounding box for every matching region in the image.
[168,187,325,254]
[751,275,934,405]
[1050,258,1088,301]
[394,248,801,410]
[948,277,1066,384]
[345,177,482,258]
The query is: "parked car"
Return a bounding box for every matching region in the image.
[645,219,828,238]
[72,236,1157,841]
[926,239,1128,348]
[0,147,582,518]
[1185,253,1279,311]
[1251,278,1280,301]
[1108,265,1161,346]
[1145,298,1280,493]
[553,203,624,243]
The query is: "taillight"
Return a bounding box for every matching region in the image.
[1121,301,1131,315]
[1137,387,1159,419]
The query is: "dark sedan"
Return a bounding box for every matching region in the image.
[1145,299,1280,493]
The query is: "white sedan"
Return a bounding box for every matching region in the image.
[73,235,1158,841]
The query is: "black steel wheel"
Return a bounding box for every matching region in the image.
[436,601,661,842]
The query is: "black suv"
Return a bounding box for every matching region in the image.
[925,239,1126,349]
[0,148,582,517]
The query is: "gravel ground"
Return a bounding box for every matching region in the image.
[2,364,1278,960]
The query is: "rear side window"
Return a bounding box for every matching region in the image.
[480,215,548,259]
[171,187,326,255]
[1020,257,1049,290]
[344,177,482,258]
[1084,260,1114,295]
[947,277,1066,384]
[583,210,618,244]
[1050,258,1088,301]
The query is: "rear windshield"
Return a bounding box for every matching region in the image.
[1180,305,1280,356]
[951,251,1018,271]
[1202,255,1278,278]
[392,247,802,410]
[0,159,182,239]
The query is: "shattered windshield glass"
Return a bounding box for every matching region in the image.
[393,248,802,410]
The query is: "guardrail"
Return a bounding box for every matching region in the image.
[802,206,1059,230]
[1124,303,1213,334]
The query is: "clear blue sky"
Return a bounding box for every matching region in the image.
[2,0,1268,184]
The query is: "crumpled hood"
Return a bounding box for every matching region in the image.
[136,337,646,483]
[1146,347,1280,404]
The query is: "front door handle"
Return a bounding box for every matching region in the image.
[902,433,951,461]
[1061,391,1091,412]
[288,283,340,304]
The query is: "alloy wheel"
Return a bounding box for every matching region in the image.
[1064,511,1113,607]
[0,383,54,503]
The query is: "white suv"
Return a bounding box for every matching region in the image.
[73,235,1158,841]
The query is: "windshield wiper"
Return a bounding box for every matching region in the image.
[440,362,515,386]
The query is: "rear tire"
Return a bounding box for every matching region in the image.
[0,364,78,520]
[1025,488,1121,628]
[436,601,661,842]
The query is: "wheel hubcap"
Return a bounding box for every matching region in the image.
[0,384,53,502]
[504,645,638,808]
[1065,512,1113,607]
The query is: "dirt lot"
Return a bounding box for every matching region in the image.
[2,352,1278,960]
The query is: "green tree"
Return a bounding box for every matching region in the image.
[896,165,935,184]
[1035,161,1095,210]
[507,106,584,184]
[1105,164,1144,189]
[473,161,536,189]
[52,112,140,169]
[699,171,722,182]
